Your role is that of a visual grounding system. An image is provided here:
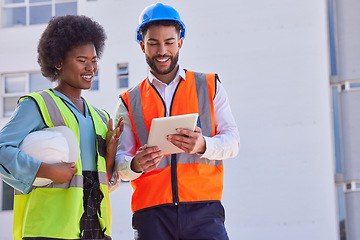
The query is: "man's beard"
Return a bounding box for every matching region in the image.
[146,51,179,75]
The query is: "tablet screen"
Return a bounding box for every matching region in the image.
[147,113,199,155]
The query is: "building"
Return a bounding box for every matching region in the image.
[0,0,350,239]
[329,0,360,240]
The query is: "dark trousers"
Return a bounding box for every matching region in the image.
[132,202,229,240]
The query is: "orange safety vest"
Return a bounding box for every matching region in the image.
[121,70,224,213]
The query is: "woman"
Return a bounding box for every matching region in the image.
[0,15,121,239]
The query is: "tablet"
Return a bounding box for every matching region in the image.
[147,113,199,155]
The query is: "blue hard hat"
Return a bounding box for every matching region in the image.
[136,2,186,43]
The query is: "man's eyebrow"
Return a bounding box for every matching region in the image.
[147,37,176,41]
[76,56,97,59]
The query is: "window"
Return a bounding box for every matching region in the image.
[2,181,13,211]
[337,81,360,91]
[331,85,342,174]
[1,72,52,117]
[29,72,52,92]
[2,74,26,117]
[1,72,51,210]
[328,0,338,76]
[349,82,360,89]
[117,63,129,89]
[337,184,346,240]
[3,0,77,28]
[89,70,99,90]
[343,181,360,192]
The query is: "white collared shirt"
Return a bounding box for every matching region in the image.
[114,66,240,181]
[148,68,186,117]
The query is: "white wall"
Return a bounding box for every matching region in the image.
[0,0,338,239]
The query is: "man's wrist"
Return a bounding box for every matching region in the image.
[131,157,143,173]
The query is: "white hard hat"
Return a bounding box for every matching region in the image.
[19,126,79,186]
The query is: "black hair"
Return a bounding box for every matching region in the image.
[37,15,107,82]
[140,20,181,40]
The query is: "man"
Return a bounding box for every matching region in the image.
[114,2,240,239]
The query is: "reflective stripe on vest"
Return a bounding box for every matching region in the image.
[129,84,148,146]
[121,70,224,212]
[37,90,66,126]
[194,72,213,137]
[14,171,108,195]
[14,89,112,239]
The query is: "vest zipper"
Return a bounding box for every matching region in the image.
[169,79,183,206]
[170,154,179,205]
[149,77,183,205]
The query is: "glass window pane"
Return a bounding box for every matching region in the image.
[349,82,360,89]
[30,5,51,25]
[332,86,342,173]
[55,2,77,16]
[29,73,52,92]
[117,66,128,75]
[2,182,13,211]
[336,185,347,240]
[5,7,26,27]
[328,0,337,76]
[3,97,19,117]
[29,0,50,3]
[90,80,99,90]
[119,77,128,88]
[4,75,26,93]
[90,71,99,90]
[5,0,24,3]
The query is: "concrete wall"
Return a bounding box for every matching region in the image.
[0,0,338,239]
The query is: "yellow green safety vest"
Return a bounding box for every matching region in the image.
[13,89,112,239]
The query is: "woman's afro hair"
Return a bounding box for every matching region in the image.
[37,15,107,82]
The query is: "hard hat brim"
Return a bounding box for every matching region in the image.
[136,19,186,43]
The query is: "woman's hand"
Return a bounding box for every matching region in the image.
[36,162,77,184]
[105,117,124,180]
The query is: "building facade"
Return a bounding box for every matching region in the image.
[0,0,348,239]
[329,0,360,240]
